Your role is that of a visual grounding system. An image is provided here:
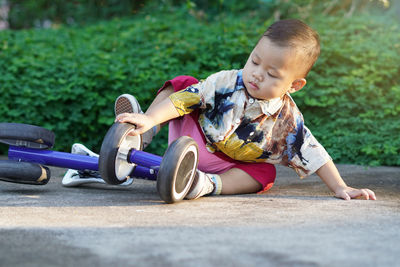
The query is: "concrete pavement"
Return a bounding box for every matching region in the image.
[0,164,399,266]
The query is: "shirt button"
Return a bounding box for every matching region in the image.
[235,118,240,124]
[218,135,224,141]
[249,132,254,136]
[249,98,254,104]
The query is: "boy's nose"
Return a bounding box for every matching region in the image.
[253,71,263,82]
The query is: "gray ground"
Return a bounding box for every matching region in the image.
[0,163,399,267]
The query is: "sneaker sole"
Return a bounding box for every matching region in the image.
[114,94,142,116]
[62,169,106,187]
[62,169,134,187]
[63,143,134,187]
[71,143,99,157]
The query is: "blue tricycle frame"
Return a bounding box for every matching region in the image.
[8,145,162,180]
[5,122,199,204]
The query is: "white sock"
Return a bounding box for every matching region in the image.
[185,170,222,200]
[210,174,222,195]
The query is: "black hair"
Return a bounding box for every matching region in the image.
[262,19,320,77]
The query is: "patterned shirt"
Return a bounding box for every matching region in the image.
[169,69,331,178]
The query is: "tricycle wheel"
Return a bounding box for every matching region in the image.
[99,122,142,185]
[0,160,50,185]
[157,136,198,204]
[0,123,55,149]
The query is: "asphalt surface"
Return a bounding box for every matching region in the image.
[0,163,399,267]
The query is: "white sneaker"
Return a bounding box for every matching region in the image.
[114,94,155,149]
[185,170,215,200]
[71,143,99,158]
[62,168,106,187]
[114,94,142,116]
[62,143,133,187]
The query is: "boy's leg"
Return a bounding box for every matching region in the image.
[185,168,263,199]
[154,75,272,199]
[63,80,185,188]
[219,168,263,194]
[148,75,199,129]
[185,164,276,199]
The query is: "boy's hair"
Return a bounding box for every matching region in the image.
[262,19,320,77]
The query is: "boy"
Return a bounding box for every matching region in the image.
[113,19,376,200]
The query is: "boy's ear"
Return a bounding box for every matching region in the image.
[288,78,306,93]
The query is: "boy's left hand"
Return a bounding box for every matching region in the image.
[335,186,376,200]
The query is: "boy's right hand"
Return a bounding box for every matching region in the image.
[334,186,376,201]
[115,113,156,136]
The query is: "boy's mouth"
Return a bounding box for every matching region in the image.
[249,82,259,90]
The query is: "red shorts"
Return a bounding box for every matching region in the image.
[158,76,276,193]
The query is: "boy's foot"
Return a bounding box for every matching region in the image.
[62,143,133,187]
[62,168,106,187]
[185,170,216,200]
[114,94,155,149]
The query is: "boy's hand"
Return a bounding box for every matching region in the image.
[115,113,156,136]
[334,186,376,201]
[317,161,377,201]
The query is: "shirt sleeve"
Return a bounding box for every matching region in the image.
[286,121,332,178]
[169,84,203,116]
[168,70,237,116]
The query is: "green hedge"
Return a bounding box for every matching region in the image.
[7,0,146,29]
[0,6,399,166]
[0,8,260,156]
[299,14,400,166]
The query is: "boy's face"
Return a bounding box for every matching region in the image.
[242,37,306,100]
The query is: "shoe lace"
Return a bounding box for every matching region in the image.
[77,170,102,178]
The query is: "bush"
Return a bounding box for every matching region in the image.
[7,0,146,29]
[0,4,399,166]
[297,13,400,166]
[0,7,262,156]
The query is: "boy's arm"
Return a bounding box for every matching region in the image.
[316,160,376,200]
[115,97,180,135]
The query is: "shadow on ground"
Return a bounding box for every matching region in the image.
[0,164,399,266]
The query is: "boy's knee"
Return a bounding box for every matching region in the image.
[160,85,174,95]
[172,76,199,91]
[219,168,263,194]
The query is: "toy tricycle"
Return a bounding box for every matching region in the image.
[0,122,198,203]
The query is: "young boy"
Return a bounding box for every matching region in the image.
[115,19,376,201]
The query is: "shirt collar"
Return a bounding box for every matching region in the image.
[257,97,283,116]
[236,69,283,116]
[236,69,245,90]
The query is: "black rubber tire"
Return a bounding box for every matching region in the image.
[99,122,142,185]
[0,160,50,185]
[0,123,55,149]
[157,136,198,204]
